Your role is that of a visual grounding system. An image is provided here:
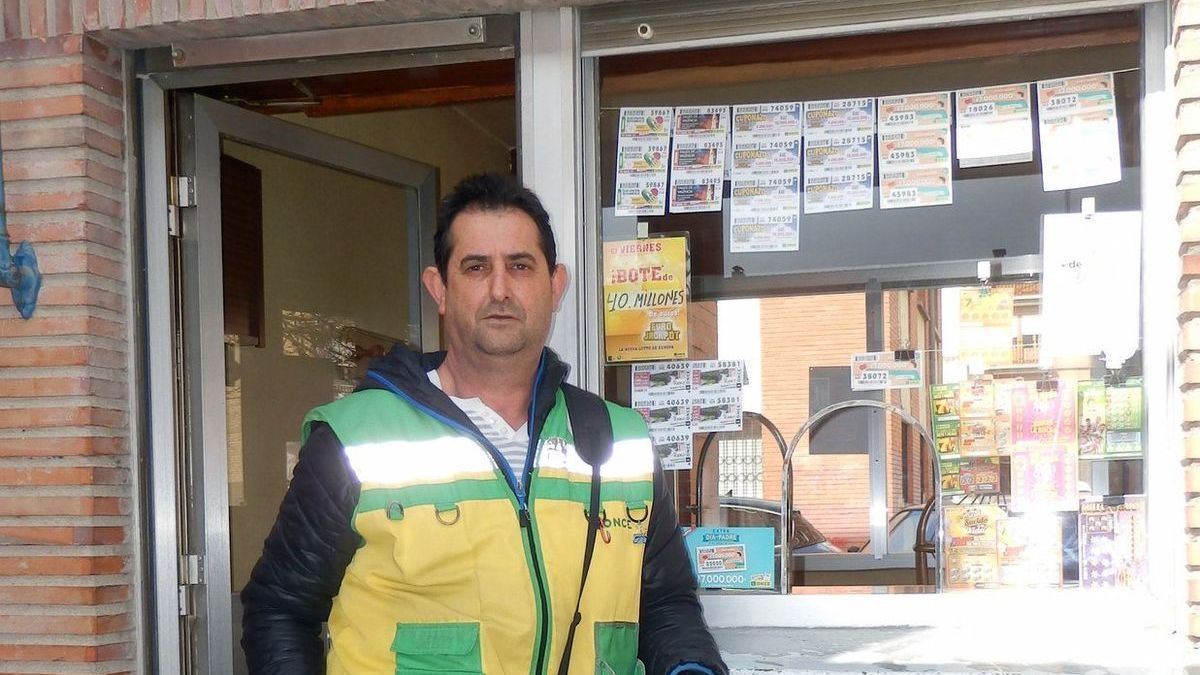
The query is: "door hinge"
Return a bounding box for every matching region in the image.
[167,175,194,239]
[167,205,182,238]
[178,554,204,616]
[171,175,196,208]
[181,553,204,584]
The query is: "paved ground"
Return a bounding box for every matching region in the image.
[714,627,1200,674]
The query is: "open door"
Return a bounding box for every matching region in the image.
[172,93,438,673]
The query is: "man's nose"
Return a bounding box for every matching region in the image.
[489,267,512,300]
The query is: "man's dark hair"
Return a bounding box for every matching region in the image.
[434,173,556,279]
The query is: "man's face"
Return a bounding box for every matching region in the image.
[423,208,567,360]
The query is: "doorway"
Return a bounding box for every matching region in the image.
[144,33,518,673]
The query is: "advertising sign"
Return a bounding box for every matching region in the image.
[682,527,776,590]
[603,237,689,363]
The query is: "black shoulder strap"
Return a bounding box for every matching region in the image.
[561,384,614,466]
[557,385,612,675]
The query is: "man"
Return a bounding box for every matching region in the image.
[242,173,727,675]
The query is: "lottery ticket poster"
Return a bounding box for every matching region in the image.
[692,360,745,433]
[730,103,802,252]
[945,504,1004,589]
[850,351,924,391]
[958,286,1016,368]
[878,92,951,131]
[631,360,692,407]
[1078,380,1107,457]
[1079,495,1147,589]
[877,92,953,209]
[879,166,952,209]
[615,107,672,216]
[632,360,745,463]
[637,402,692,435]
[803,98,876,214]
[941,457,963,495]
[955,83,1034,167]
[628,360,696,449]
[1105,378,1143,458]
[998,515,1064,587]
[631,362,694,467]
[653,431,694,471]
[804,98,875,136]
[670,106,729,214]
[1010,380,1078,448]
[960,456,1002,495]
[1010,444,1079,513]
[733,103,802,138]
[730,173,800,253]
[1037,73,1121,192]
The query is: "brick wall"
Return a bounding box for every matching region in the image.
[0,34,133,673]
[886,290,935,511]
[0,0,608,48]
[1181,0,1200,642]
[760,293,869,547]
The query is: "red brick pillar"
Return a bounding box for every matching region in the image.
[0,34,133,671]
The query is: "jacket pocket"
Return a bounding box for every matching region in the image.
[391,622,482,675]
[593,621,643,675]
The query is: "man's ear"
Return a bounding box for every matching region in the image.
[551,263,569,311]
[422,266,448,315]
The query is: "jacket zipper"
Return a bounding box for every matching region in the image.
[522,356,552,674]
[365,364,554,674]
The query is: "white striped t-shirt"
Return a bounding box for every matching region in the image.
[428,369,530,487]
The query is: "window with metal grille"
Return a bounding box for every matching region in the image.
[718,417,764,498]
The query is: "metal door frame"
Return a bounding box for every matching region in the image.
[184,94,438,675]
[142,84,438,673]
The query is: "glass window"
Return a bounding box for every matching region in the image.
[594,10,1145,594]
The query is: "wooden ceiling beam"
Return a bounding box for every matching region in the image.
[299,82,516,116]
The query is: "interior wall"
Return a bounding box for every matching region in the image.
[224,138,410,592]
[282,99,516,197]
[227,101,515,592]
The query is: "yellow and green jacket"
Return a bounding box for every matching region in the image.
[241,347,726,675]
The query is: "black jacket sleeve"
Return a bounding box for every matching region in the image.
[241,423,361,675]
[637,456,728,675]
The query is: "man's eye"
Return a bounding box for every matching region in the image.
[512,263,530,271]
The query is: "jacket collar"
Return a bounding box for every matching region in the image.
[359,343,571,441]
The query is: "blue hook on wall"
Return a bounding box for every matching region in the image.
[0,130,41,319]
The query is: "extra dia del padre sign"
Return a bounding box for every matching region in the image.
[682,527,775,590]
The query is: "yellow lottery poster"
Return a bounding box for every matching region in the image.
[959,286,1014,327]
[603,237,689,363]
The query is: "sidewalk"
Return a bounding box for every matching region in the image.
[714,626,1200,674]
